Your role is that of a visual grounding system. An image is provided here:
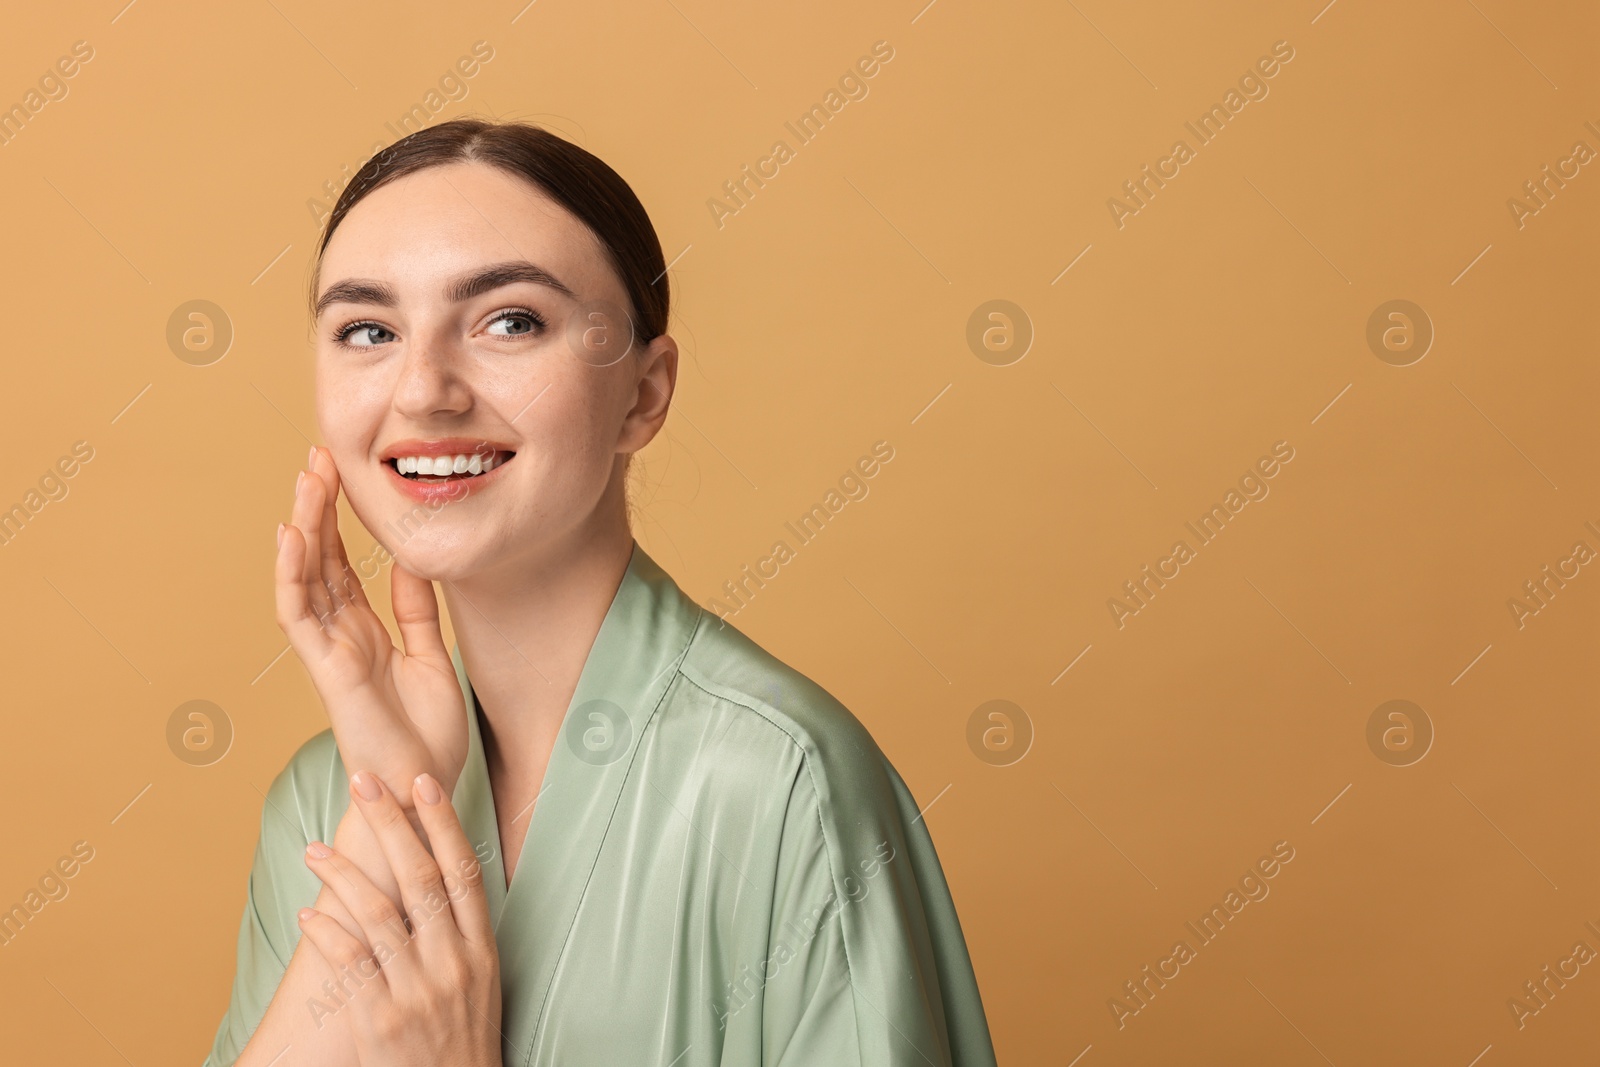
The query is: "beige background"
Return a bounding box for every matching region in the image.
[0,1,1595,1063]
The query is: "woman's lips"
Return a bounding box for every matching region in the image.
[382,450,515,505]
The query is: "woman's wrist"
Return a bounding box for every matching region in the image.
[328,775,438,899]
[330,799,404,904]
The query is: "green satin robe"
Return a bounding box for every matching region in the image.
[205,542,997,1066]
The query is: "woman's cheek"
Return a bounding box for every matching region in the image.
[316,362,388,449]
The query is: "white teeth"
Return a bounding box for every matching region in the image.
[391,452,504,477]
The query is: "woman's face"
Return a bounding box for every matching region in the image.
[313,160,675,583]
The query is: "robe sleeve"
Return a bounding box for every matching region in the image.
[202,734,333,1066]
[758,751,997,1067]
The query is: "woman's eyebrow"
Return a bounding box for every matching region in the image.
[448,260,575,304]
[314,260,576,319]
[314,279,394,319]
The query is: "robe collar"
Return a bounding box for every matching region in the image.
[446,539,705,1062]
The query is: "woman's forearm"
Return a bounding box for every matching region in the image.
[232,876,361,1067]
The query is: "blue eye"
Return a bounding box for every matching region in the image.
[486,308,548,337]
[334,321,395,348]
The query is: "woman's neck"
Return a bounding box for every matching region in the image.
[438,507,634,884]
[441,512,635,781]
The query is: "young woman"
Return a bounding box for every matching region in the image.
[205,118,996,1067]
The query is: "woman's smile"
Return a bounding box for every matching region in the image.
[378,436,518,504]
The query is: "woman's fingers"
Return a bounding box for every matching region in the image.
[303,838,417,987]
[311,447,369,613]
[391,563,450,664]
[411,772,495,948]
[275,523,332,656]
[348,771,460,949]
[292,465,333,621]
[296,906,391,1003]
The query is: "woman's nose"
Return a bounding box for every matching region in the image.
[392,330,473,419]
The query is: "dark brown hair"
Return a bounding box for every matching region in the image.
[308,118,669,343]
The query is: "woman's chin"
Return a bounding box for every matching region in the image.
[386,542,482,585]
[345,495,486,583]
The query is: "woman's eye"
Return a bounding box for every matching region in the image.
[337,322,395,347]
[486,310,546,338]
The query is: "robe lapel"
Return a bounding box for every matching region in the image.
[451,541,706,1066]
[448,650,509,929]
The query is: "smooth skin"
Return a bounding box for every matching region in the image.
[236,160,678,1065]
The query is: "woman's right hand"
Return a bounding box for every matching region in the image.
[274,447,469,807]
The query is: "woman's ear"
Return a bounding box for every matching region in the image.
[618,333,678,453]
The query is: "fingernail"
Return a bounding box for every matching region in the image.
[415,773,443,806]
[308,445,318,467]
[351,771,382,801]
[296,470,305,492]
[276,522,284,548]
[298,907,317,924]
[306,840,332,859]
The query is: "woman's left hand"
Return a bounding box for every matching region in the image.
[297,771,504,1067]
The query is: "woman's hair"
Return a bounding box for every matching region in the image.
[308,118,670,344]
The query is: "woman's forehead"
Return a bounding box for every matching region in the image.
[320,162,608,293]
